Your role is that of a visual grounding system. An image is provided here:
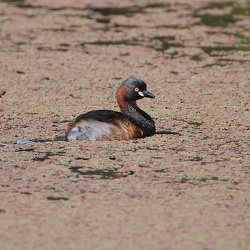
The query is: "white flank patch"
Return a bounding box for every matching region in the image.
[66,119,114,141]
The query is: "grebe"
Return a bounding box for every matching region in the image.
[65,78,156,141]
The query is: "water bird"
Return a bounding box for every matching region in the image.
[65,78,156,141]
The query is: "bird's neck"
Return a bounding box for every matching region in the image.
[118,100,155,136]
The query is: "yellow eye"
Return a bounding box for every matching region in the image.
[135,87,144,97]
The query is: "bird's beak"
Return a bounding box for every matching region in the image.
[141,90,155,98]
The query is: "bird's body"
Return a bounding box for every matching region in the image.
[65,78,155,141]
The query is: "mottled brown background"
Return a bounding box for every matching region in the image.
[0,0,249,249]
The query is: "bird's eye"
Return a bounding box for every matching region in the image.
[134,87,139,92]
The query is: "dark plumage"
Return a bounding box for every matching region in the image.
[65,78,156,141]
